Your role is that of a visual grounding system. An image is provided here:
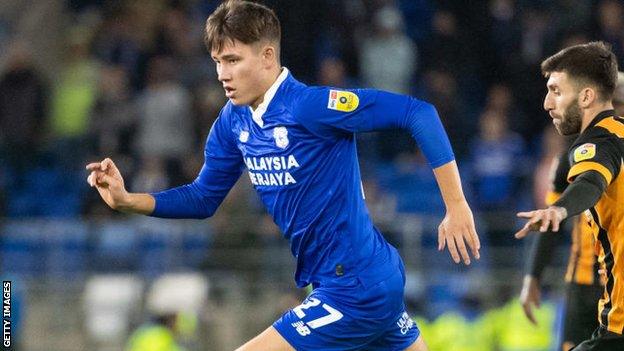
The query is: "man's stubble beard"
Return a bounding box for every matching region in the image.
[557,100,583,135]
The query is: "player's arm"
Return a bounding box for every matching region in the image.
[515,136,619,238]
[87,110,244,219]
[295,88,479,264]
[431,161,480,265]
[520,231,560,325]
[521,153,569,324]
[514,171,605,238]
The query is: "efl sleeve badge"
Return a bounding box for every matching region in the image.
[573,143,596,162]
[327,90,359,112]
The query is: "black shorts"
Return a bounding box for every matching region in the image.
[562,283,604,346]
[572,326,624,351]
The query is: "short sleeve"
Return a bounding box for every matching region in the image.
[567,129,621,185]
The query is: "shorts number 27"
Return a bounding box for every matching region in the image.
[292,297,344,329]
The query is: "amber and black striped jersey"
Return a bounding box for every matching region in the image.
[545,152,601,286]
[566,109,624,334]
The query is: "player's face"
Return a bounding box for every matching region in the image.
[544,71,583,135]
[212,40,269,107]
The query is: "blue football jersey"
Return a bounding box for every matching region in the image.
[152,68,454,288]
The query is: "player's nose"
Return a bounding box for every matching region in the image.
[217,67,231,82]
[543,95,554,111]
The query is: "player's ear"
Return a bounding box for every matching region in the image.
[261,45,277,66]
[578,87,595,108]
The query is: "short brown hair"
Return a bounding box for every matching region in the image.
[541,41,619,101]
[204,0,281,54]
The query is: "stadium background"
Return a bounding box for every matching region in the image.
[1,0,623,350]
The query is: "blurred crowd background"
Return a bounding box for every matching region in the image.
[1,0,624,350]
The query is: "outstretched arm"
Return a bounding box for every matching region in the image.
[514,171,605,238]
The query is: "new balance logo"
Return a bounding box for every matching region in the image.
[397,312,414,335]
[291,321,311,336]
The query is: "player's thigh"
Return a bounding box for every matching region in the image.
[403,335,429,351]
[236,326,295,351]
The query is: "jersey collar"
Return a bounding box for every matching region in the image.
[249,67,289,127]
[586,109,616,130]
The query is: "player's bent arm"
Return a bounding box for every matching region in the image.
[149,109,244,219]
[552,170,607,218]
[116,193,156,215]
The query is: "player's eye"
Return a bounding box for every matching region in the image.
[228,59,239,64]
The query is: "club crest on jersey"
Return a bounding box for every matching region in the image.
[273,126,289,149]
[574,143,596,162]
[239,130,249,143]
[327,90,359,112]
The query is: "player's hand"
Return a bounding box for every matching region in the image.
[85,158,130,210]
[514,206,568,239]
[438,200,481,265]
[520,275,541,325]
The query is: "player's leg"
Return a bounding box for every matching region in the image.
[235,326,295,351]
[561,283,604,351]
[403,335,429,351]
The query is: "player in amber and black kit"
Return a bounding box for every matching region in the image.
[520,149,603,351]
[515,42,624,350]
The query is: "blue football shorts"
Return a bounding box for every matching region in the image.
[273,265,420,350]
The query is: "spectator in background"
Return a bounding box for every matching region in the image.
[359,3,416,95]
[421,9,468,85]
[551,0,592,32]
[153,3,215,90]
[395,0,433,47]
[316,0,365,81]
[316,56,356,89]
[531,126,566,210]
[126,312,186,351]
[509,5,555,144]
[468,108,526,246]
[134,55,193,186]
[488,0,521,70]
[422,69,472,159]
[0,41,47,173]
[483,83,528,139]
[92,5,142,90]
[518,6,552,67]
[49,25,100,168]
[594,0,624,67]
[90,64,136,158]
[358,4,419,163]
[264,0,328,83]
[194,82,227,143]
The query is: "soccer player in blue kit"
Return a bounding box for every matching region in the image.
[87,1,481,350]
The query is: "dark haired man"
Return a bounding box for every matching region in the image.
[515,41,624,350]
[87,1,480,350]
[520,71,624,350]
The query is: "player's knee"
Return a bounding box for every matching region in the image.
[404,335,429,351]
